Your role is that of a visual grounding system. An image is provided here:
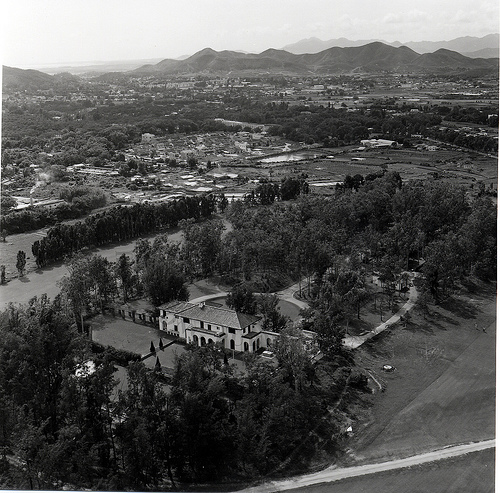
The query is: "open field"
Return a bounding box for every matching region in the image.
[264,146,497,192]
[346,280,496,464]
[285,448,494,493]
[0,228,186,308]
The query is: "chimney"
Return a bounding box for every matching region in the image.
[199,302,205,309]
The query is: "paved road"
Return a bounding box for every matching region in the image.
[343,276,418,349]
[189,277,311,312]
[242,439,495,492]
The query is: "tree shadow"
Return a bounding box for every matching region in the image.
[438,297,478,320]
[19,276,30,283]
[426,309,459,327]
[363,331,396,359]
[403,321,436,334]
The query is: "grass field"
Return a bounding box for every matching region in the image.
[346,280,496,464]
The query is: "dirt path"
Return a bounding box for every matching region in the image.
[242,440,495,492]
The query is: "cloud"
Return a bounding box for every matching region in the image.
[383,10,429,25]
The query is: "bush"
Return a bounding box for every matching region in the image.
[91,341,141,365]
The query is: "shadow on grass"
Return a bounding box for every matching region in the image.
[438,297,478,320]
[363,330,396,359]
[426,309,460,328]
[347,318,373,336]
[404,320,436,334]
[460,278,497,299]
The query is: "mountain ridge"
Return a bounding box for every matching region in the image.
[132,42,498,76]
[3,40,498,87]
[282,34,499,58]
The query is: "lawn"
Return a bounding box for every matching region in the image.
[346,279,496,464]
[91,313,184,363]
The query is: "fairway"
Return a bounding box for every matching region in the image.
[351,283,496,464]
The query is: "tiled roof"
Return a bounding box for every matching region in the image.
[162,301,261,329]
[159,301,195,312]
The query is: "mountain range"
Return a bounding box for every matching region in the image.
[133,42,498,76]
[282,34,499,58]
[3,40,498,87]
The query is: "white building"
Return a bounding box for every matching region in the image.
[158,301,279,353]
[360,139,397,149]
[141,133,156,144]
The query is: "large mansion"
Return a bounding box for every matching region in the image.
[158,301,279,353]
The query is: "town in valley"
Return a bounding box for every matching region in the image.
[0,7,497,491]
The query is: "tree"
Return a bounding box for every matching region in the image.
[115,362,178,488]
[59,254,117,331]
[257,294,288,332]
[16,251,26,277]
[181,219,224,277]
[142,256,188,306]
[116,254,135,302]
[0,265,5,285]
[0,195,17,214]
[275,326,313,393]
[226,284,257,314]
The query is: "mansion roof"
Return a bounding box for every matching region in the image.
[160,300,261,329]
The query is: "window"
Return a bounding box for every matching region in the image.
[183,317,190,323]
[174,325,178,332]
[228,328,235,334]
[230,339,235,350]
[208,324,212,330]
[200,321,204,329]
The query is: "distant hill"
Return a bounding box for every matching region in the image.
[282,37,381,53]
[282,34,499,56]
[134,42,498,76]
[3,65,54,89]
[410,49,497,72]
[2,65,89,91]
[462,47,499,59]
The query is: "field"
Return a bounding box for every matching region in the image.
[260,146,497,192]
[346,280,496,464]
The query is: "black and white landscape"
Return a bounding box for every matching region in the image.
[0,1,497,491]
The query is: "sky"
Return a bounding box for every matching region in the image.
[2,0,499,68]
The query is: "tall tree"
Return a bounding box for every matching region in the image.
[142,256,188,306]
[116,254,135,302]
[16,251,26,277]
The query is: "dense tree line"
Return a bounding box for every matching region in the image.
[220,173,496,301]
[1,187,107,235]
[31,195,217,267]
[0,295,357,490]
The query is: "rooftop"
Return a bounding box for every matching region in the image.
[160,301,261,329]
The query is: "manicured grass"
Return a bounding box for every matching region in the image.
[90,313,185,365]
[347,280,496,464]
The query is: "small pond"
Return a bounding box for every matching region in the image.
[259,151,323,163]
